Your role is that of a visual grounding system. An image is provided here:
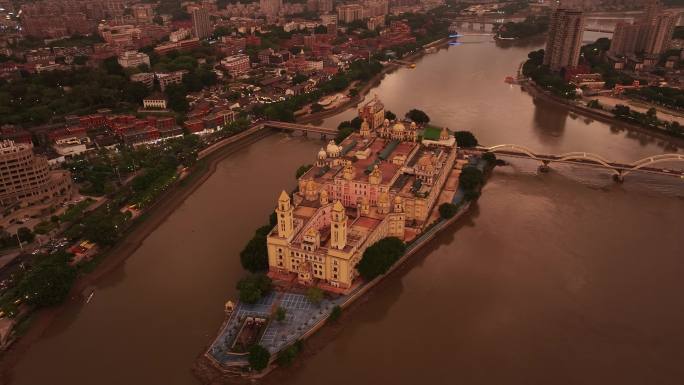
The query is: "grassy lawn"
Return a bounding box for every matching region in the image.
[422,125,443,140]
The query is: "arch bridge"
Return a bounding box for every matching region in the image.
[484,144,684,181]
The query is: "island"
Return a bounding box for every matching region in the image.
[196,97,493,380]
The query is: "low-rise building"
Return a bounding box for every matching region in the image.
[130,72,155,88]
[157,70,188,91]
[118,51,150,68]
[221,54,251,76]
[143,93,168,109]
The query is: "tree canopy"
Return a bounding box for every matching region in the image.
[405,109,430,124]
[236,274,272,304]
[356,237,406,280]
[439,203,459,219]
[18,252,77,307]
[454,131,478,148]
[248,344,271,371]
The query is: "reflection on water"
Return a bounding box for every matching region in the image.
[7,20,684,385]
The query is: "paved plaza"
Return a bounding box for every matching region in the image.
[209,290,352,366]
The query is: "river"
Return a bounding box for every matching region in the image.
[5,31,684,385]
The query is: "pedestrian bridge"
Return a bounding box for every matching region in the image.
[483,144,684,181]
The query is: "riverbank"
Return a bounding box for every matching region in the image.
[521,80,684,148]
[297,38,450,125]
[0,37,452,380]
[0,128,276,383]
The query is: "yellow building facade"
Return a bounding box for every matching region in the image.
[267,100,457,293]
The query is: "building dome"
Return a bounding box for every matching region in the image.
[361,119,370,131]
[393,122,406,133]
[384,118,390,126]
[318,147,327,159]
[326,140,340,156]
[410,121,417,130]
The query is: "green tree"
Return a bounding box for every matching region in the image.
[385,110,396,120]
[248,344,271,371]
[292,73,307,84]
[102,56,125,76]
[306,287,324,306]
[454,131,478,148]
[328,305,342,322]
[18,252,76,307]
[17,227,35,243]
[236,274,272,304]
[295,164,313,179]
[405,109,430,124]
[276,341,303,366]
[613,104,631,118]
[356,237,406,280]
[587,99,602,109]
[275,306,286,322]
[482,152,497,165]
[439,203,459,219]
[335,126,354,144]
[240,229,269,273]
[459,167,484,192]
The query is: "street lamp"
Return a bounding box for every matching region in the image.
[14,231,22,251]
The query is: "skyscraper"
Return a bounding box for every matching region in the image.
[544,8,585,71]
[192,8,211,39]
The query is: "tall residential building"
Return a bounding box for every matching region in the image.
[609,21,640,56]
[318,0,334,13]
[0,141,73,208]
[544,8,585,71]
[337,4,364,23]
[608,0,677,57]
[260,0,282,17]
[643,13,677,55]
[192,7,211,39]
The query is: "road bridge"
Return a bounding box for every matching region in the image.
[262,120,337,138]
[481,144,684,181]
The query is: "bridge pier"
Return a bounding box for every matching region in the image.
[538,160,550,173]
[613,172,624,183]
[302,130,307,137]
[321,134,327,140]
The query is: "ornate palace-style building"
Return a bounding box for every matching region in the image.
[267,98,457,293]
